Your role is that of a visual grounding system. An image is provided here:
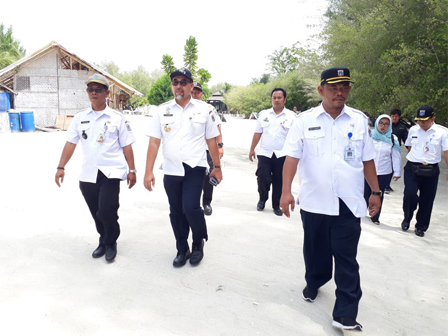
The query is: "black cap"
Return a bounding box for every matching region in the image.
[321,67,353,85]
[415,105,435,121]
[193,82,203,91]
[170,67,193,82]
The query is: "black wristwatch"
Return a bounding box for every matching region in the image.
[217,142,224,148]
[371,191,382,196]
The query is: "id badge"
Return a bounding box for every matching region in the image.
[344,145,355,161]
[97,133,105,144]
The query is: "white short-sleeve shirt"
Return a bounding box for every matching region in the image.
[66,106,136,183]
[405,123,448,164]
[255,107,297,158]
[148,98,220,176]
[282,105,375,218]
[372,138,402,177]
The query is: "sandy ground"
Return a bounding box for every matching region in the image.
[0,115,447,336]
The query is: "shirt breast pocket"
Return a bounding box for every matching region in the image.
[410,137,419,145]
[77,123,90,139]
[160,116,176,136]
[105,124,118,142]
[261,120,270,128]
[304,130,326,155]
[191,115,207,133]
[350,132,365,159]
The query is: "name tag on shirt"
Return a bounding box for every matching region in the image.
[344,145,355,161]
[81,121,90,124]
[308,126,321,131]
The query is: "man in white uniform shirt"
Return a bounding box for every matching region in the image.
[55,74,137,262]
[144,68,222,267]
[280,68,381,332]
[401,105,448,237]
[249,88,296,216]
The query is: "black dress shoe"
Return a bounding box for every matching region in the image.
[257,201,266,211]
[401,220,410,231]
[105,243,117,262]
[92,245,106,258]
[204,204,212,216]
[273,208,283,216]
[173,250,191,267]
[190,240,204,265]
[415,228,425,237]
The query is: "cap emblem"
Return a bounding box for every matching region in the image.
[337,70,344,76]
[419,110,426,116]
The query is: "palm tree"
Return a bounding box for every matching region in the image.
[0,23,26,69]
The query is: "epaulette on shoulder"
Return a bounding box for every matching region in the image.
[436,124,448,132]
[158,101,171,108]
[296,107,315,118]
[110,109,124,116]
[350,108,369,119]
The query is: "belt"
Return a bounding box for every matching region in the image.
[409,161,438,166]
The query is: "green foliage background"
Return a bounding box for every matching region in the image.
[0,24,26,69]
[322,0,448,124]
[147,74,173,106]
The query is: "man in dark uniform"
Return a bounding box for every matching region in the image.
[385,109,409,193]
[390,109,409,146]
[192,82,224,216]
[401,106,448,237]
[144,68,222,267]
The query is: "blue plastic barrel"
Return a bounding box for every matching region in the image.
[9,112,21,133]
[0,92,10,112]
[20,111,35,132]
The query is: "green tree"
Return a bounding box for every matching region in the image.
[161,36,212,87]
[224,83,271,116]
[251,73,271,84]
[147,74,173,106]
[0,23,26,69]
[224,72,313,116]
[121,66,153,96]
[322,0,448,124]
[267,46,299,75]
[100,61,120,77]
[161,54,176,75]
[183,36,199,78]
[210,82,233,94]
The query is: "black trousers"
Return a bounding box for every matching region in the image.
[403,161,439,231]
[164,163,208,252]
[256,154,285,209]
[79,170,121,247]
[202,150,214,206]
[301,199,362,319]
[363,172,392,222]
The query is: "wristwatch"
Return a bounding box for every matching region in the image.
[129,169,137,174]
[371,191,382,196]
[217,142,224,148]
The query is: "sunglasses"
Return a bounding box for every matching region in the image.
[171,79,191,87]
[86,87,106,93]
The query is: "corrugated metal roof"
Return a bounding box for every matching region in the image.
[0,41,144,97]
